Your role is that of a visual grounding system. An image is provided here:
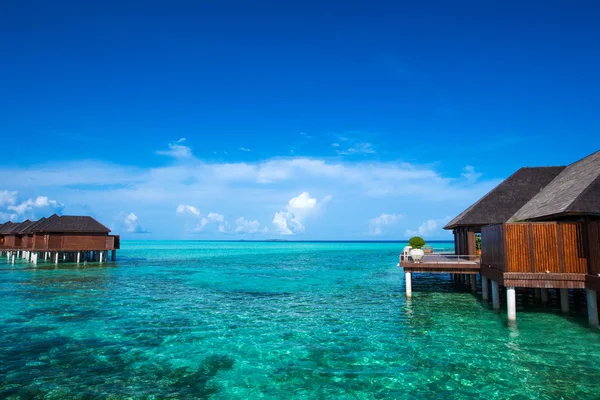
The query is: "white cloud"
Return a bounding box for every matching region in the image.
[405,216,452,238]
[124,212,148,233]
[239,147,251,152]
[461,165,482,183]
[157,138,193,159]
[272,192,332,235]
[176,204,201,217]
[0,190,17,207]
[195,212,226,232]
[336,142,376,155]
[368,213,404,236]
[0,212,18,222]
[233,217,263,233]
[8,196,62,216]
[0,155,500,238]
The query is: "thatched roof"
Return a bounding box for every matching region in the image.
[12,219,35,234]
[512,150,600,221]
[0,222,15,234]
[0,215,110,234]
[39,216,110,233]
[444,166,566,229]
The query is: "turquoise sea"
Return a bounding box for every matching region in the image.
[1,241,600,399]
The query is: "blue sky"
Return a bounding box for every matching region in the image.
[1,1,599,239]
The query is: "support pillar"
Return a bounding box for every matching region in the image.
[471,275,477,292]
[99,251,103,263]
[44,252,48,260]
[534,289,541,300]
[507,287,517,322]
[11,254,15,264]
[466,275,471,287]
[405,272,412,298]
[76,252,81,263]
[541,288,549,304]
[482,276,489,301]
[111,250,116,261]
[55,252,59,265]
[587,289,599,328]
[560,289,569,313]
[491,280,500,310]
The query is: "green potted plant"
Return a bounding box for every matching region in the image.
[408,236,426,261]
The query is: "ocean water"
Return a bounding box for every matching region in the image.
[1,241,599,399]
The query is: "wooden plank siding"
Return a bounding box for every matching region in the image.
[481,224,505,270]
[588,220,600,276]
[482,222,587,274]
[31,233,120,251]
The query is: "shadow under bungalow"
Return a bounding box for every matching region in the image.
[400,150,600,328]
[0,214,119,264]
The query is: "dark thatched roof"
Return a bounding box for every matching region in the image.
[0,215,111,235]
[0,222,14,234]
[5,221,31,234]
[444,166,566,230]
[12,219,35,234]
[39,216,110,233]
[512,150,600,221]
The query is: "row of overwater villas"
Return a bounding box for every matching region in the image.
[0,214,120,264]
[443,150,600,326]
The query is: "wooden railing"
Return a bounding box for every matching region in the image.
[400,254,481,264]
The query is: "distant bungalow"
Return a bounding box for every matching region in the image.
[0,214,119,264]
[401,150,600,327]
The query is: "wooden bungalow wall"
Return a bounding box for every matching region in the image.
[453,227,477,256]
[32,234,119,251]
[482,222,587,274]
[588,220,600,275]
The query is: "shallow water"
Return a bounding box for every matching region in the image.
[1,241,599,399]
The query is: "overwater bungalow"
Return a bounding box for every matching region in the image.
[400,150,600,327]
[0,214,120,264]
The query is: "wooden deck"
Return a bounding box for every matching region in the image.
[400,254,481,274]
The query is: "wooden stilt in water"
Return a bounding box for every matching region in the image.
[541,288,549,304]
[560,289,569,313]
[491,280,500,310]
[482,276,489,301]
[587,289,599,328]
[507,287,517,322]
[405,272,412,298]
[471,275,477,292]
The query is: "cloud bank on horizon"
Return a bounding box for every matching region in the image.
[0,137,499,240]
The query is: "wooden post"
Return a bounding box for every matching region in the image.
[471,275,477,292]
[482,275,489,301]
[534,289,541,300]
[492,280,500,310]
[507,287,517,322]
[111,250,116,261]
[405,272,412,298]
[466,275,471,287]
[587,289,599,328]
[541,288,549,304]
[560,289,569,313]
